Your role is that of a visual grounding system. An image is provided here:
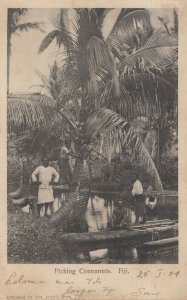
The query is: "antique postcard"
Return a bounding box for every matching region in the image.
[0,0,187,299]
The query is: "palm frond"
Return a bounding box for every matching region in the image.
[7,94,77,134]
[57,61,80,102]
[14,8,28,16]
[96,8,113,29]
[35,69,51,90]
[14,8,28,17]
[38,30,62,53]
[86,108,128,139]
[97,131,124,162]
[8,9,28,28]
[119,71,177,119]
[36,67,57,100]
[87,145,108,161]
[144,129,157,158]
[119,30,178,70]
[39,9,78,55]
[86,109,163,196]
[132,130,163,196]
[13,22,45,34]
[121,70,177,94]
[86,36,120,95]
[12,125,62,158]
[35,66,79,126]
[107,9,152,50]
[8,94,55,132]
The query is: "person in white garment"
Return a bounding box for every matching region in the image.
[132,174,146,224]
[32,157,59,217]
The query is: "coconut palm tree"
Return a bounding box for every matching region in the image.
[7,8,44,93]
[105,9,178,172]
[8,8,178,231]
[38,9,177,143]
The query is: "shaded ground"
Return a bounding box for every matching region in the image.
[7,211,76,264]
[8,192,177,264]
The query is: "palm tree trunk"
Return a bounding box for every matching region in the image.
[50,143,90,231]
[72,157,84,186]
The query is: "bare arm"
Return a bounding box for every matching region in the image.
[50,168,59,184]
[68,152,81,159]
[53,168,60,183]
[31,167,39,182]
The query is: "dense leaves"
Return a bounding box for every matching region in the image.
[8,8,178,230]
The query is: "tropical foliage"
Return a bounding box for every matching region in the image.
[8,8,178,230]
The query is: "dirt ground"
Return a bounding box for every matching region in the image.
[7,210,77,264]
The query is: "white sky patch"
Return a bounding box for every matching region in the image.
[102,9,121,39]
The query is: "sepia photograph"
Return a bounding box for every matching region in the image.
[7,7,178,264]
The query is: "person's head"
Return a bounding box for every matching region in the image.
[146,185,154,196]
[147,185,153,192]
[117,200,123,208]
[134,173,140,181]
[64,139,71,149]
[42,156,49,167]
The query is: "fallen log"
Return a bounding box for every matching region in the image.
[12,197,29,207]
[139,237,178,251]
[137,237,178,263]
[8,177,30,199]
[128,220,177,229]
[61,223,178,252]
[53,184,69,192]
[8,180,24,199]
[144,219,171,223]
[11,195,37,211]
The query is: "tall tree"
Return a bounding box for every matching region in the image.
[8,8,178,230]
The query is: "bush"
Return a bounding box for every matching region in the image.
[90,154,155,193]
[161,156,178,190]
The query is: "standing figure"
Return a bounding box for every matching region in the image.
[113,201,128,228]
[32,157,59,217]
[58,139,73,185]
[145,185,158,220]
[132,174,146,224]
